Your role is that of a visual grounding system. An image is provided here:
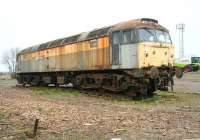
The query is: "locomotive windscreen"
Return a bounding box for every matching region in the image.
[118,28,172,44]
[137,28,172,44]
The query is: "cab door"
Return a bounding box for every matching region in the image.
[120,29,137,69]
[112,31,121,66]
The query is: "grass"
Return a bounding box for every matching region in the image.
[109,91,181,107]
[30,87,81,97]
[133,91,176,104]
[183,71,200,79]
[60,135,109,140]
[0,113,28,139]
[0,113,5,121]
[29,86,200,108]
[117,90,200,109]
[37,130,109,140]
[30,87,180,105]
[128,91,200,108]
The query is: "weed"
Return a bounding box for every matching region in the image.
[18,135,28,140]
[31,87,81,97]
[37,107,43,112]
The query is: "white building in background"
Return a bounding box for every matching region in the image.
[175,57,191,64]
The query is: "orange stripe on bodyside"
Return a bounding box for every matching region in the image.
[20,37,109,61]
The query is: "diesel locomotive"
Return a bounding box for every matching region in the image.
[16,18,177,96]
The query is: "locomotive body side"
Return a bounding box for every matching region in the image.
[17,36,110,73]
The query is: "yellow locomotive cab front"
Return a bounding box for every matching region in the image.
[138,42,174,68]
[133,27,174,68]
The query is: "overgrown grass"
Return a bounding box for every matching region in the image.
[116,90,200,108]
[110,91,180,106]
[59,135,109,140]
[183,72,200,79]
[0,113,28,139]
[30,87,81,97]
[29,86,200,108]
[0,113,5,121]
[39,131,109,140]
[133,91,177,105]
[37,129,130,140]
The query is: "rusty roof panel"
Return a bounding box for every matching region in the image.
[78,32,90,41]
[87,26,111,39]
[18,18,168,55]
[112,19,168,31]
[61,34,80,45]
[48,39,63,48]
[38,42,50,50]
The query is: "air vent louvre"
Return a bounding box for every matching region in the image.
[141,18,158,24]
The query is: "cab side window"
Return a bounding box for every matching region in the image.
[123,30,131,43]
[113,31,121,45]
[131,29,139,43]
[90,39,97,48]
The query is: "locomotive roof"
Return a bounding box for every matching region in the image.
[18,18,168,55]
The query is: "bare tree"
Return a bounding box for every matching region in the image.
[2,47,20,73]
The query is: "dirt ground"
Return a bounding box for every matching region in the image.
[0,72,200,140]
[174,72,200,93]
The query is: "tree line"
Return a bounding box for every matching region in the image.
[1,47,20,77]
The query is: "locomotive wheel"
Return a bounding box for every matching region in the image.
[30,76,40,86]
[141,87,148,97]
[135,85,148,98]
[147,78,156,97]
[147,85,154,97]
[41,82,49,87]
[72,77,82,89]
[125,86,137,98]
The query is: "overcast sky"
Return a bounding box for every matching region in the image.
[0,0,199,72]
